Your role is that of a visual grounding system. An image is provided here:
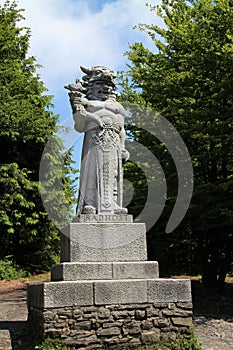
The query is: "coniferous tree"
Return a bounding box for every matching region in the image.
[0,1,76,269]
[121,0,233,286]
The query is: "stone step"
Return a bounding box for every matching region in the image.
[51,261,159,281]
[27,278,191,308]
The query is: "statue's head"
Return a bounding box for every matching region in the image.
[80,65,118,101]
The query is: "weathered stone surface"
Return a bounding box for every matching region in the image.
[135,309,146,320]
[171,317,193,327]
[51,261,159,281]
[147,279,192,303]
[98,308,111,319]
[103,322,122,328]
[176,302,193,309]
[112,261,159,279]
[154,318,170,327]
[27,302,193,348]
[94,280,147,305]
[146,308,160,317]
[163,309,193,317]
[73,321,92,330]
[96,327,121,336]
[141,329,160,343]
[162,331,177,341]
[143,322,155,333]
[51,262,113,281]
[60,223,147,262]
[67,66,129,216]
[76,214,133,223]
[27,281,93,308]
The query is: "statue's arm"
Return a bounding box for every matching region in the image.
[119,125,130,162]
[73,99,103,132]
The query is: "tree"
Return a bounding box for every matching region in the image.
[121,0,233,286]
[0,1,76,270]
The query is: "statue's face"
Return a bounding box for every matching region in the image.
[88,80,114,101]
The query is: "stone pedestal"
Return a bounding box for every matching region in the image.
[27,219,192,348]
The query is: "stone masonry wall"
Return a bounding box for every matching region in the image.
[27,302,193,349]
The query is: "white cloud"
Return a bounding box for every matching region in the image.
[16,0,162,118]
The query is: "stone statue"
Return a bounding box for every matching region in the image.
[65,65,129,216]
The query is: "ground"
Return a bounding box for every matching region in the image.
[0,275,233,349]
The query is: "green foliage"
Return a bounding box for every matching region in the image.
[34,338,68,350]
[121,0,233,285]
[33,332,201,350]
[0,1,77,270]
[0,256,30,280]
[170,329,201,350]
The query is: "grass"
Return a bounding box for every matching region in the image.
[33,329,201,350]
[17,272,50,284]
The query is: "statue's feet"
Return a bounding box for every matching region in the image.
[83,205,96,214]
[114,208,128,214]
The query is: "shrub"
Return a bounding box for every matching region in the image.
[170,329,202,350]
[0,257,30,280]
[34,339,68,350]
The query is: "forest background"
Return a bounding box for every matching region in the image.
[0,0,232,288]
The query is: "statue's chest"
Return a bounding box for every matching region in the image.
[86,101,122,115]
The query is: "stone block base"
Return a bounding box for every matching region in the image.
[61,222,147,262]
[51,261,159,281]
[27,279,191,308]
[26,221,193,348]
[26,302,193,349]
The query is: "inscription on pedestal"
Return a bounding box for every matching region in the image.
[74,214,133,223]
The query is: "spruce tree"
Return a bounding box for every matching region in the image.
[121,0,233,285]
[0,1,76,269]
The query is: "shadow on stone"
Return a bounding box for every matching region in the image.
[0,320,27,350]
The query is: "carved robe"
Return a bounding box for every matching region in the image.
[75,101,125,215]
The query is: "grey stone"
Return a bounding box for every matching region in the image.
[98,308,111,319]
[94,280,147,305]
[66,66,129,216]
[141,329,160,343]
[171,317,193,327]
[27,281,93,308]
[51,262,113,281]
[147,279,192,303]
[176,302,193,309]
[27,302,193,348]
[135,310,146,320]
[61,223,147,262]
[113,261,159,279]
[154,318,170,327]
[162,308,192,317]
[146,308,160,317]
[96,327,121,336]
[76,214,133,223]
[141,320,154,330]
[52,261,159,281]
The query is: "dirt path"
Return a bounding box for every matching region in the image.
[0,288,27,350]
[194,316,233,349]
[1,285,233,349]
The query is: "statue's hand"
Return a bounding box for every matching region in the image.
[90,115,103,128]
[121,149,130,162]
[96,117,103,128]
[75,104,87,117]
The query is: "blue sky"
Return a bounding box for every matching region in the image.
[16,0,162,166]
[17,0,162,119]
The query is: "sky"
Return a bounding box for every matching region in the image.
[16,0,162,121]
[14,0,163,171]
[12,1,194,228]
